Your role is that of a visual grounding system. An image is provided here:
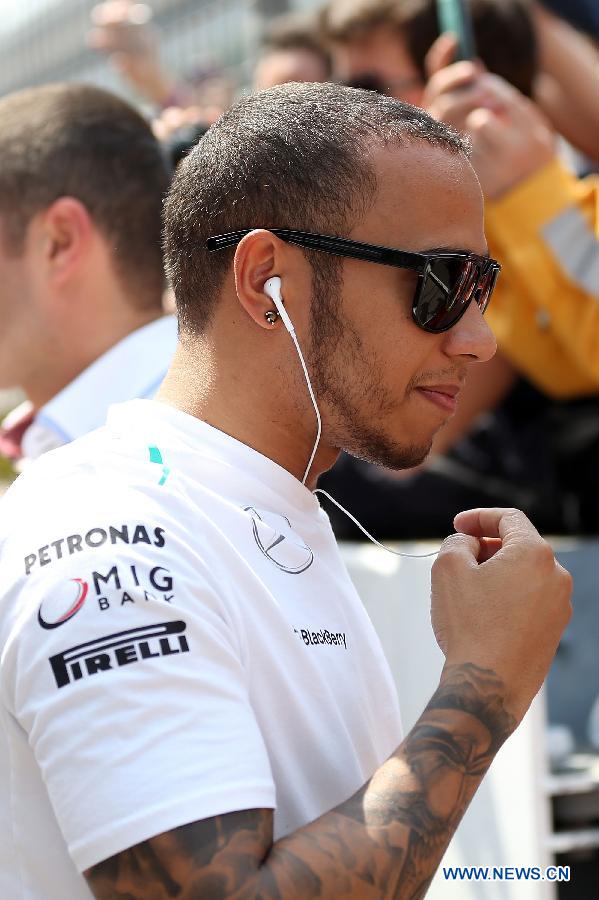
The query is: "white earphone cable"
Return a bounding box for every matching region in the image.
[278,294,439,560]
[313,488,439,559]
[290,329,322,486]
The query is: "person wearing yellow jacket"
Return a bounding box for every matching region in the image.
[485,159,599,399]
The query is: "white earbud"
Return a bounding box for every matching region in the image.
[264,276,296,335]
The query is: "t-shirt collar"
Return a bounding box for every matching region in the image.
[106,399,322,516]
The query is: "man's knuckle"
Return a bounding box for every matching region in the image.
[439,533,471,554]
[557,564,573,585]
[564,597,574,622]
[535,541,556,566]
[432,552,450,574]
[432,547,460,574]
[434,545,473,577]
[559,571,574,603]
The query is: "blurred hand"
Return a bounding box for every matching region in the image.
[431,508,572,723]
[88,1,175,105]
[424,35,556,200]
[152,105,214,143]
[89,1,155,55]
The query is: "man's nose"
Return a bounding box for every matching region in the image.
[441,299,497,363]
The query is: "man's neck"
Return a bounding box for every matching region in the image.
[26,307,163,410]
[157,342,339,489]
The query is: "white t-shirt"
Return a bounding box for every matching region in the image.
[0,400,402,899]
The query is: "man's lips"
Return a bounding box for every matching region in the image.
[415,384,462,413]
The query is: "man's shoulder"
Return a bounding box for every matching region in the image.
[0,427,225,653]
[4,432,132,508]
[0,424,196,569]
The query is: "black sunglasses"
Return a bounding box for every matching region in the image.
[206,229,500,334]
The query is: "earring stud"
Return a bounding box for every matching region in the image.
[265,310,279,325]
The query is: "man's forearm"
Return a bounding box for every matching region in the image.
[87,663,516,899]
[263,663,515,898]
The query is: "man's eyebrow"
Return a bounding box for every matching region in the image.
[420,245,490,257]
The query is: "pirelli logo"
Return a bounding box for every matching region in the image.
[49,620,189,689]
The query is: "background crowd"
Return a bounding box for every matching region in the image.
[1,0,599,544]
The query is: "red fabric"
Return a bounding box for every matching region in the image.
[0,410,35,462]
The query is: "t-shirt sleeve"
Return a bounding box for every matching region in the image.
[1,522,275,873]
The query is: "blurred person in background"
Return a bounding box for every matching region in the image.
[88,0,232,114]
[0,84,176,467]
[530,2,599,175]
[89,2,331,168]
[88,0,233,168]
[159,12,332,167]
[323,0,536,102]
[541,0,599,40]
[253,13,332,90]
[89,1,330,103]
[322,0,599,163]
[317,0,599,537]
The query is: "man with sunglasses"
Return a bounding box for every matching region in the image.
[0,82,571,900]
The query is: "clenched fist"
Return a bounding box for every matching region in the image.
[432,507,572,724]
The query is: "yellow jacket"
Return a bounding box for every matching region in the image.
[485,159,599,398]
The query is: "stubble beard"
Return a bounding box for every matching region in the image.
[306,264,433,472]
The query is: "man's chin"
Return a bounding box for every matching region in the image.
[346,438,432,472]
[381,443,431,472]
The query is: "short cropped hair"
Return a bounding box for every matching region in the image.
[164,81,469,336]
[0,83,169,309]
[322,0,538,97]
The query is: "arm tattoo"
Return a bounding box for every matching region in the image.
[85,663,516,900]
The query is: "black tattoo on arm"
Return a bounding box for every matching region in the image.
[85,664,516,900]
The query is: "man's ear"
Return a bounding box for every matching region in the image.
[37,197,94,284]
[233,229,284,330]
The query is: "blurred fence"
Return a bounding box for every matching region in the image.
[0,0,323,100]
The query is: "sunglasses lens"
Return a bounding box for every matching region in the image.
[414,258,477,332]
[477,266,500,314]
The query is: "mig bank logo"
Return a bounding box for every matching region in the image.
[38,578,89,630]
[37,564,175,630]
[245,507,314,574]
